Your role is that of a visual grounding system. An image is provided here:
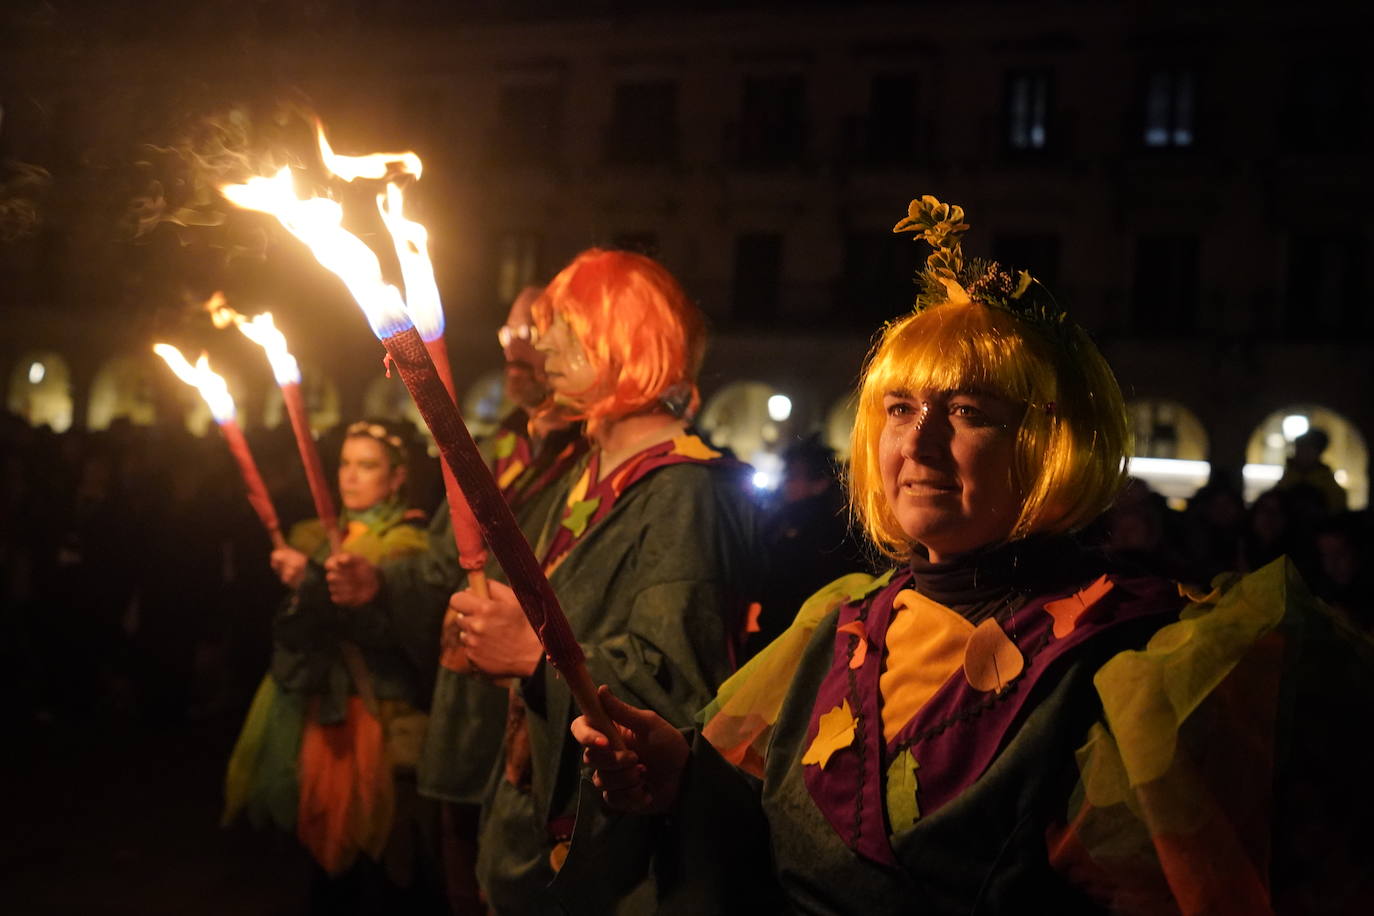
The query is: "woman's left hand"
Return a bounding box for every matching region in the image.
[447,579,543,678]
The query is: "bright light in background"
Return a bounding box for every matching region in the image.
[28,362,45,384]
[1282,414,1310,441]
[767,394,792,422]
[1265,433,1286,450]
[751,450,783,491]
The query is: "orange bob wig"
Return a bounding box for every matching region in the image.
[532,248,705,435]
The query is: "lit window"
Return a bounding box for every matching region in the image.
[1143,67,1195,148]
[1005,70,1052,151]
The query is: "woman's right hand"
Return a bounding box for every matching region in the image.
[270,547,309,589]
[571,685,690,815]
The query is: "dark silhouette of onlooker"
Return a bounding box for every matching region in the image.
[1277,427,1348,514]
[747,435,871,657]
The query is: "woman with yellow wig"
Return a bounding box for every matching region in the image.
[569,198,1373,913]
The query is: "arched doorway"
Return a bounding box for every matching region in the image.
[361,372,430,449]
[1246,405,1367,509]
[698,380,799,490]
[461,370,510,442]
[823,394,858,463]
[7,351,74,432]
[1124,398,1211,505]
[87,354,160,430]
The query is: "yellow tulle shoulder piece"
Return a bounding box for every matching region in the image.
[700,570,894,777]
[222,674,278,827]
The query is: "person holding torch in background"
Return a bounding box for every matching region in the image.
[321,285,587,914]
[222,419,441,913]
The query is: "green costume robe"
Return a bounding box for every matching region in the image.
[223,501,428,833]
[477,451,764,915]
[558,555,1374,914]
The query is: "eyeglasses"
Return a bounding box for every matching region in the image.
[497,324,536,348]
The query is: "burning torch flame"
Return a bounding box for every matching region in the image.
[316,120,422,182]
[377,182,444,342]
[219,166,412,340]
[153,343,236,423]
[203,294,303,386]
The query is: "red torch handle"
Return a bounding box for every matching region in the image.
[383,328,621,746]
[218,418,286,550]
[423,339,491,583]
[281,382,343,554]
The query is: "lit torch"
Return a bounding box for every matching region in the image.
[209,296,343,554]
[153,343,286,550]
[219,146,620,744]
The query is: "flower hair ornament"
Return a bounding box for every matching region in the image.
[892,195,1073,343]
[346,420,408,462]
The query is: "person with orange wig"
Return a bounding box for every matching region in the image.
[446,248,763,913]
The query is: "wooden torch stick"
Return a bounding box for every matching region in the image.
[217,417,287,551]
[382,326,622,748]
[280,382,344,554]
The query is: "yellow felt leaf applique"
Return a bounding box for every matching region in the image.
[669,434,722,461]
[1044,575,1115,639]
[836,619,868,669]
[885,748,921,835]
[561,498,600,538]
[497,459,527,490]
[493,430,518,459]
[844,568,895,603]
[802,700,857,769]
[963,619,1024,693]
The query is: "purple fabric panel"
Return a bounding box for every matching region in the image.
[889,575,1180,816]
[801,571,913,867]
[801,572,1181,867]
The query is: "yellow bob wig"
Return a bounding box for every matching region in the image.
[849,299,1130,560]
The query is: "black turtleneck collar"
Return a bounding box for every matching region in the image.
[908,536,1104,619]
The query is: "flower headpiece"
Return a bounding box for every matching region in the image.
[893,195,1071,340]
[346,420,408,463]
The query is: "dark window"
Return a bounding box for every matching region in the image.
[1142,67,1195,148]
[733,76,807,167]
[865,72,919,164]
[1004,69,1053,152]
[494,231,543,303]
[1283,61,1363,153]
[732,233,783,321]
[609,231,659,258]
[992,234,1061,291]
[1285,234,1366,332]
[492,83,562,166]
[837,232,924,325]
[1131,235,1199,333]
[604,80,679,165]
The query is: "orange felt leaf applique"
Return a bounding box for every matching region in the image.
[670,434,722,461]
[745,601,763,634]
[837,619,868,669]
[1044,575,1115,639]
[963,619,1024,693]
[801,700,857,769]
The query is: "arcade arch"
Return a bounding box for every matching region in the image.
[7,351,74,432]
[1245,405,1367,510]
[87,354,159,430]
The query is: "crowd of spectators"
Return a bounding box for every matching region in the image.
[3,410,1370,734]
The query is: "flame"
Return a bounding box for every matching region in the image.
[378,182,444,342]
[316,120,422,182]
[153,343,236,423]
[237,312,302,386]
[219,166,412,340]
[205,291,236,329]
